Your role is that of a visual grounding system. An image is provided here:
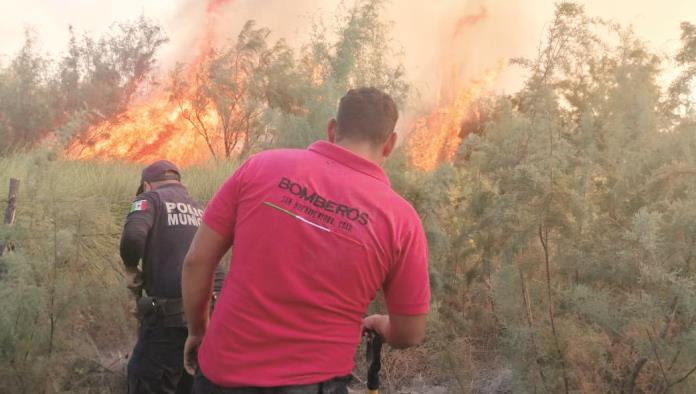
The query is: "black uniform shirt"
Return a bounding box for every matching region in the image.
[120,183,224,298]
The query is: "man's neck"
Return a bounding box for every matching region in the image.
[335,139,383,166]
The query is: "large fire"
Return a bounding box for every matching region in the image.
[406,6,502,171]
[65,0,231,166]
[406,63,503,171]
[66,2,502,170]
[66,97,219,166]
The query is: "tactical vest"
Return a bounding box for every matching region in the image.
[141,183,204,298]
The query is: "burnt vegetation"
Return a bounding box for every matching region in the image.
[2,1,696,393]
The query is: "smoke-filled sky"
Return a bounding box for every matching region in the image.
[1,0,694,104]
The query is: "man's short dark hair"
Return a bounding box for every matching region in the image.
[336,87,399,145]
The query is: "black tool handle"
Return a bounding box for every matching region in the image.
[366,330,383,391]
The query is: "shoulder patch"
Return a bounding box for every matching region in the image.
[130,199,149,213]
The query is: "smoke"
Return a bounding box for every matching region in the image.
[157,0,333,68]
[3,0,687,121]
[392,1,549,104]
[156,1,546,102]
[453,7,489,38]
[2,0,692,89]
[62,0,692,109]
[147,0,556,137]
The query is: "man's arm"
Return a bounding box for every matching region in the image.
[120,196,155,296]
[181,223,231,373]
[120,206,153,268]
[181,157,255,374]
[366,211,430,348]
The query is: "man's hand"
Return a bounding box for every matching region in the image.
[125,266,143,298]
[363,313,426,349]
[363,314,390,339]
[183,335,203,375]
[124,266,143,318]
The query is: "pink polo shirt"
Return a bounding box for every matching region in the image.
[198,141,430,387]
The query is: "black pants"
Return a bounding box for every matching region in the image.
[128,325,192,394]
[192,370,350,394]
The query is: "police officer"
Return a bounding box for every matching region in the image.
[121,160,223,394]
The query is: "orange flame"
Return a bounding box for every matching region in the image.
[66,0,233,166]
[407,64,504,171]
[66,96,219,166]
[406,7,502,171]
[68,1,502,169]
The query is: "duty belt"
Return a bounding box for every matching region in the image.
[154,297,183,315]
[137,293,219,328]
[136,296,185,327]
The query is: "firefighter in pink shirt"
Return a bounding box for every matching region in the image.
[182,87,430,393]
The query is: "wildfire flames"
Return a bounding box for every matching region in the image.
[406,6,502,171]
[66,97,219,166]
[65,0,230,166]
[406,63,503,171]
[66,2,502,171]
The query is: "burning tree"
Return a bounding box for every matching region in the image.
[65,0,409,165]
[170,21,301,160]
[0,17,167,155]
[58,17,168,124]
[420,4,696,393]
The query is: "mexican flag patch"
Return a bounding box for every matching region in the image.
[130,200,148,213]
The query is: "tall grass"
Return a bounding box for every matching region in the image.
[0,151,243,393]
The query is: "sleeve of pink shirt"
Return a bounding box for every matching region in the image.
[202,159,253,242]
[383,215,430,315]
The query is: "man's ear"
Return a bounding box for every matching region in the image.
[327,119,338,142]
[143,182,152,192]
[382,132,398,158]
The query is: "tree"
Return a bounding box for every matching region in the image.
[170,0,411,159]
[170,21,302,159]
[666,22,696,120]
[0,30,55,153]
[437,3,696,392]
[56,16,168,144]
[266,0,410,150]
[372,3,696,392]
[0,17,167,154]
